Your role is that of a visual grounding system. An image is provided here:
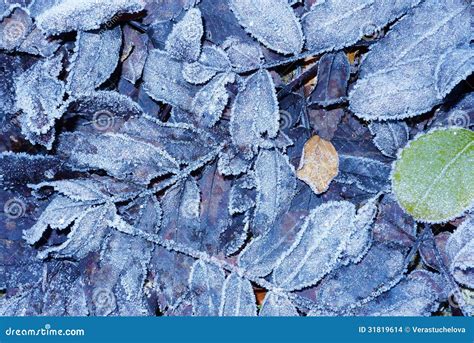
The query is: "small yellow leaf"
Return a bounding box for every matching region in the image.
[296,135,339,194]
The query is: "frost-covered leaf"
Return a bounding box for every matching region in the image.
[59,131,179,185]
[217,145,252,176]
[183,45,230,84]
[230,70,280,157]
[165,8,203,62]
[369,121,409,158]
[430,92,474,130]
[229,0,303,55]
[0,54,29,117]
[143,49,198,111]
[302,0,421,53]
[392,128,474,223]
[446,215,474,288]
[15,54,65,144]
[272,201,356,291]
[59,115,216,185]
[335,154,391,194]
[222,37,263,73]
[349,0,472,120]
[341,195,378,265]
[238,211,306,277]
[259,292,298,316]
[353,270,444,316]
[192,72,234,127]
[253,149,296,235]
[308,52,350,107]
[435,46,474,99]
[66,27,122,95]
[229,174,256,215]
[313,244,406,313]
[189,260,225,316]
[219,273,257,316]
[296,135,338,194]
[36,0,145,35]
[121,25,149,85]
[0,261,89,316]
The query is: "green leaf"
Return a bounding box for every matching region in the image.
[392,128,474,223]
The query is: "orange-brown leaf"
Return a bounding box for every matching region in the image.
[296,135,339,194]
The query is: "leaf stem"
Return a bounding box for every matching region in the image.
[240,49,321,74]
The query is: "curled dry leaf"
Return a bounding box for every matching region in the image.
[296,135,339,194]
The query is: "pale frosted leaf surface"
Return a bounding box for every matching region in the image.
[238,211,306,277]
[369,121,409,158]
[349,0,471,120]
[392,128,474,223]
[229,174,256,215]
[143,49,198,111]
[335,155,391,194]
[58,131,180,185]
[341,196,378,265]
[219,273,257,316]
[230,70,280,157]
[189,260,225,316]
[446,215,474,288]
[272,201,356,291]
[353,271,444,316]
[296,135,339,194]
[222,37,263,72]
[15,54,64,138]
[308,52,350,107]
[253,149,296,235]
[0,7,32,51]
[259,292,298,316]
[229,0,303,55]
[22,195,90,245]
[66,27,122,95]
[165,8,203,62]
[302,0,420,53]
[435,46,474,99]
[183,45,230,85]
[36,0,145,35]
[217,146,252,176]
[314,244,405,312]
[192,72,234,127]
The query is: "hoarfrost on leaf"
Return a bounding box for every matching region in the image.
[36,0,146,35]
[66,27,122,95]
[259,292,298,316]
[219,273,257,316]
[229,0,303,55]
[302,0,421,54]
[189,260,225,316]
[165,8,203,63]
[368,121,409,158]
[349,0,472,120]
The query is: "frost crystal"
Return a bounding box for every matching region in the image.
[219,273,257,316]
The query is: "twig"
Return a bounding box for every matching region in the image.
[240,49,322,74]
